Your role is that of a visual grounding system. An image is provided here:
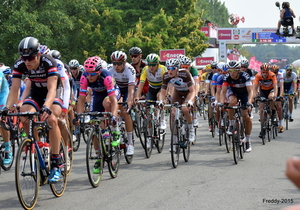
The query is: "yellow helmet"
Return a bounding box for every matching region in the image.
[205,64,212,70]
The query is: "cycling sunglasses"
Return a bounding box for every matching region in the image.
[86,72,99,76]
[148,63,157,67]
[113,62,123,66]
[70,67,78,70]
[228,69,239,72]
[130,54,139,58]
[21,54,37,62]
[167,66,177,71]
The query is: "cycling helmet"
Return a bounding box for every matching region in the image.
[146,53,160,64]
[282,2,289,9]
[2,67,11,75]
[285,64,294,70]
[205,64,212,70]
[240,59,249,67]
[165,58,179,67]
[69,59,80,68]
[129,47,142,55]
[227,60,241,69]
[217,62,227,71]
[100,60,108,69]
[179,56,192,65]
[18,37,40,56]
[177,54,185,60]
[79,65,84,72]
[260,63,270,72]
[210,61,218,67]
[49,50,61,60]
[271,65,279,71]
[39,45,50,54]
[111,51,127,62]
[84,56,102,72]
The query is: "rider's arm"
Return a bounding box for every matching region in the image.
[20,79,31,102]
[220,85,228,104]
[77,74,88,114]
[246,85,253,103]
[6,77,21,108]
[44,75,59,108]
[135,67,147,99]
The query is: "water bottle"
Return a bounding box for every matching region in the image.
[130,109,135,121]
[43,142,50,165]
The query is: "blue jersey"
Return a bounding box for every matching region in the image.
[211,73,219,86]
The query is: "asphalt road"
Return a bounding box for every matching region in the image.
[1,109,300,210]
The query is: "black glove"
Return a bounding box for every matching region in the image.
[1,107,9,116]
[39,105,52,115]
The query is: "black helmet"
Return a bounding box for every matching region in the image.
[282,2,289,9]
[49,50,61,59]
[18,37,40,56]
[129,47,142,55]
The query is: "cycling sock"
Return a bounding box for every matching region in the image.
[127,132,133,145]
[51,154,61,169]
[188,123,193,130]
[3,141,11,151]
[193,110,197,119]
[246,135,250,142]
[94,149,99,155]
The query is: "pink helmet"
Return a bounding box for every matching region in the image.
[84,56,102,72]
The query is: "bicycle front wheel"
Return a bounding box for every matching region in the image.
[156,128,166,153]
[50,139,67,197]
[182,133,190,162]
[108,143,120,178]
[144,118,153,158]
[15,138,40,210]
[171,121,180,168]
[73,126,81,152]
[86,130,103,187]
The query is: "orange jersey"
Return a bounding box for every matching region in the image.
[254,71,277,90]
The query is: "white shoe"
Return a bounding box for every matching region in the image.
[72,135,77,142]
[250,112,253,119]
[188,130,195,143]
[159,120,167,130]
[146,138,152,149]
[193,119,198,127]
[126,144,134,155]
[216,130,220,136]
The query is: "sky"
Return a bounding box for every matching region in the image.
[220,0,299,28]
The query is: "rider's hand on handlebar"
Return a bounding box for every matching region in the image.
[157,100,164,109]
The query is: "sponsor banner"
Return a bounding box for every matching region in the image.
[159,49,185,62]
[201,27,210,37]
[195,57,215,66]
[218,30,232,40]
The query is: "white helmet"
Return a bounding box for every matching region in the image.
[166,58,179,67]
[69,59,80,68]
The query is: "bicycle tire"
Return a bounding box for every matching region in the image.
[81,124,91,144]
[144,117,153,158]
[267,119,271,142]
[107,142,120,178]
[232,127,240,164]
[139,115,147,150]
[123,129,133,164]
[171,121,180,168]
[182,132,190,162]
[239,121,244,160]
[50,138,67,197]
[294,96,297,109]
[1,138,15,171]
[218,125,223,146]
[15,138,40,210]
[156,129,165,153]
[192,127,197,145]
[86,129,103,187]
[225,133,232,153]
[73,126,81,152]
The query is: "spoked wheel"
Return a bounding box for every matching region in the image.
[232,132,240,164]
[225,133,232,153]
[192,127,197,145]
[86,130,103,188]
[107,142,120,179]
[66,128,74,176]
[171,121,180,168]
[73,126,81,152]
[139,116,147,150]
[261,125,266,145]
[267,120,271,142]
[240,142,245,159]
[50,139,67,197]
[182,133,190,162]
[156,129,165,153]
[81,124,91,144]
[144,118,153,158]
[285,117,289,131]
[218,126,223,146]
[1,138,15,171]
[15,138,40,210]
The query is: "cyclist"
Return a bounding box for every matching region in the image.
[270,64,284,133]
[135,53,167,130]
[200,66,210,93]
[283,64,297,122]
[276,2,296,35]
[0,70,11,165]
[129,47,148,98]
[253,63,278,138]
[158,58,196,148]
[5,36,63,182]
[69,59,82,99]
[178,55,200,127]
[108,51,136,155]
[220,60,253,152]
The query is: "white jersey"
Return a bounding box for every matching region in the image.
[276,72,284,83]
[108,62,136,88]
[56,59,70,111]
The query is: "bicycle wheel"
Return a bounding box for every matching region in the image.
[65,126,74,176]
[156,128,165,153]
[1,138,15,171]
[225,132,232,153]
[171,121,180,168]
[294,96,298,109]
[144,118,153,158]
[139,115,147,150]
[232,126,240,164]
[73,126,81,152]
[218,121,223,146]
[107,141,120,178]
[81,124,91,144]
[86,129,103,187]
[50,139,67,197]
[267,119,271,142]
[182,132,190,162]
[123,131,133,164]
[15,138,40,210]
[261,113,266,145]
[239,121,244,160]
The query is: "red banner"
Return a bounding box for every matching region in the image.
[201,27,210,37]
[195,57,215,66]
[159,49,185,62]
[218,29,232,40]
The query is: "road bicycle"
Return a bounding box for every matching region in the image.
[165,102,191,168]
[218,105,231,153]
[9,111,67,210]
[195,93,208,121]
[78,112,121,188]
[224,104,246,164]
[138,100,166,158]
[282,93,294,131]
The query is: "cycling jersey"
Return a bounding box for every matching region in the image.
[13,54,63,110]
[211,72,220,86]
[200,72,208,82]
[72,70,83,98]
[56,59,70,113]
[205,72,214,84]
[140,64,167,89]
[275,72,284,83]
[188,66,199,79]
[108,62,136,88]
[245,68,255,81]
[161,69,195,92]
[253,71,277,90]
[222,72,252,95]
[132,60,148,94]
[283,71,297,91]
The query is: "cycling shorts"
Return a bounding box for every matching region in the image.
[171,91,189,104]
[92,88,121,112]
[260,88,274,98]
[227,90,249,109]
